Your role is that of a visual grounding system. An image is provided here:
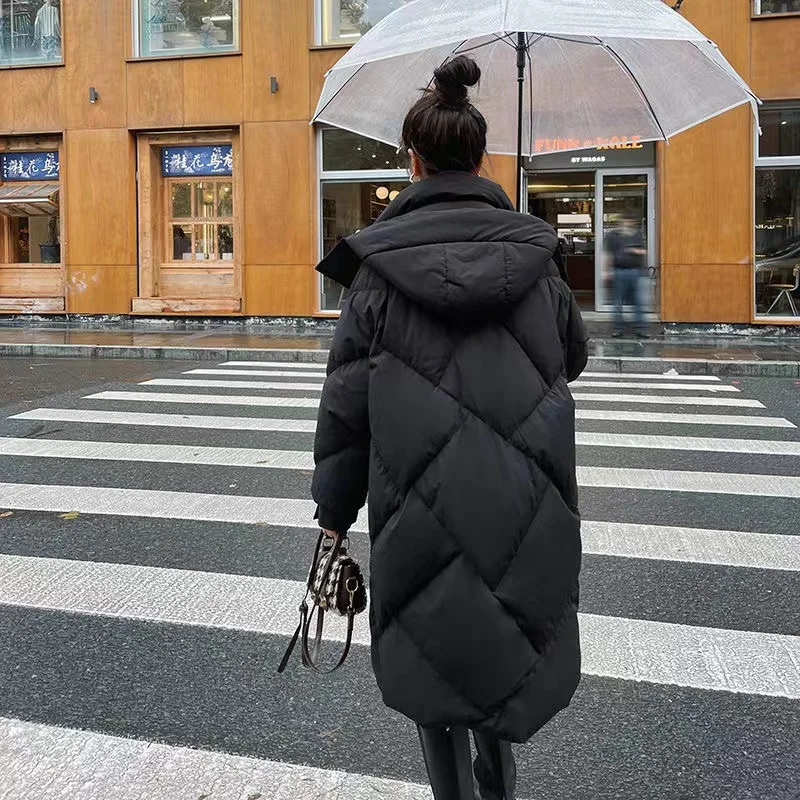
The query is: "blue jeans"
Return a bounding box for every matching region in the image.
[614,268,645,333]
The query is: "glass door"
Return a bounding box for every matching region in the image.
[596,170,657,312]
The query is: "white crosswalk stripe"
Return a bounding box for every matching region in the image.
[571,380,739,392]
[185,368,327,378]
[0,717,432,800]
[1,554,798,699]
[580,372,722,381]
[576,409,795,428]
[1,357,798,798]
[571,393,763,407]
[143,378,325,391]
[12,406,797,431]
[87,390,766,410]
[9,408,318,433]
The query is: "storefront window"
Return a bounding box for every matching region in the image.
[136,0,238,58]
[0,150,61,265]
[753,0,800,13]
[0,0,62,67]
[755,169,800,316]
[167,179,234,262]
[319,0,406,46]
[756,105,800,318]
[318,129,408,312]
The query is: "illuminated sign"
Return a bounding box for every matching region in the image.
[534,136,645,154]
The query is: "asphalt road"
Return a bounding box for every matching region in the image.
[0,356,798,800]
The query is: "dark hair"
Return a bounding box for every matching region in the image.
[401,55,487,175]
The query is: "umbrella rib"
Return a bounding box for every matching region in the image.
[454,33,516,55]
[594,38,669,142]
[312,63,366,122]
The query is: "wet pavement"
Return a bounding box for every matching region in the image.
[0,321,799,364]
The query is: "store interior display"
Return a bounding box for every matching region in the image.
[142,0,235,56]
[0,0,61,65]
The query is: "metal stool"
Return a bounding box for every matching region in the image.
[766,265,800,316]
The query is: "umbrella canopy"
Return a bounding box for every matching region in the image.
[312,0,758,158]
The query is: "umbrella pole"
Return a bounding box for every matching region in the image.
[515,31,526,212]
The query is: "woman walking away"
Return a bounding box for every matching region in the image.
[311,55,588,800]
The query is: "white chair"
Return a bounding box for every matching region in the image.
[766,265,800,316]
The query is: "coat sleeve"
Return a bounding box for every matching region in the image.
[549,272,589,383]
[312,281,386,533]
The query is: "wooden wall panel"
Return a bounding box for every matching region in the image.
[660,105,752,267]
[66,266,137,314]
[12,69,66,133]
[680,0,751,81]
[64,129,136,266]
[184,57,243,125]
[244,265,315,316]
[64,0,127,129]
[0,71,13,131]
[0,267,62,296]
[661,263,751,323]
[160,269,236,297]
[243,0,311,121]
[127,60,184,129]
[483,154,517,205]
[751,17,800,99]
[242,122,314,265]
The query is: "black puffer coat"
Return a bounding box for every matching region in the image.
[312,172,588,743]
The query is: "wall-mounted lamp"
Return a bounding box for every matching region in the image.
[270,76,279,94]
[89,87,99,104]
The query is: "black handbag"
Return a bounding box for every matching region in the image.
[278,531,367,674]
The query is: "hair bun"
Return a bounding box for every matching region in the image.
[433,55,481,110]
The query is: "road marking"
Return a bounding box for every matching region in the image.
[1,554,797,698]
[571,393,762,408]
[220,360,328,369]
[0,438,315,470]
[581,372,721,381]
[582,521,800,571]
[87,390,765,411]
[85,391,320,408]
[0,482,342,527]
[142,379,324,392]
[571,381,738,393]
[186,368,326,378]
[577,431,800,456]
[0,717,433,800]
[578,466,800,498]
[9,408,318,433]
[2,482,799,568]
[577,409,795,428]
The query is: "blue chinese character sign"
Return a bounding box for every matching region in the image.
[1,151,60,182]
[161,146,233,177]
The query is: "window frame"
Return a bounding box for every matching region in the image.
[752,0,800,16]
[316,127,408,313]
[164,177,235,264]
[754,104,800,321]
[132,0,241,60]
[314,0,403,47]
[0,0,65,70]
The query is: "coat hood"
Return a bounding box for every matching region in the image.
[317,172,558,321]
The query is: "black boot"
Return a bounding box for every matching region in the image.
[472,730,517,800]
[417,725,478,800]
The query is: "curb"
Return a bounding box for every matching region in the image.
[1,342,799,377]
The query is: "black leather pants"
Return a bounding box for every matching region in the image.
[417,725,517,800]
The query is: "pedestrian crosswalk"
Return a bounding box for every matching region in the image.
[0,357,798,799]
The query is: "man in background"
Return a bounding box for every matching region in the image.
[604,213,648,338]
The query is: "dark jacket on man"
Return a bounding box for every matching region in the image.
[312,172,589,744]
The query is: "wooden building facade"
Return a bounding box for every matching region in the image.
[0,0,798,324]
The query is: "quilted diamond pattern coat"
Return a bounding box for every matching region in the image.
[312,172,588,743]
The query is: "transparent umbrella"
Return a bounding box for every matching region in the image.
[312,0,758,207]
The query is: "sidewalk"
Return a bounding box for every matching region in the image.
[1,320,799,376]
